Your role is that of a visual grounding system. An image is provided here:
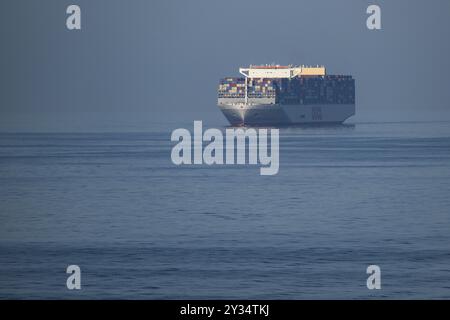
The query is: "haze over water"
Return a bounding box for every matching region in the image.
[1,121,450,299]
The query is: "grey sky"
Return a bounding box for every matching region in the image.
[1,0,450,131]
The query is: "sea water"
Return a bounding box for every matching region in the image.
[1,121,450,299]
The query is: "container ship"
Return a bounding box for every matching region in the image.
[217,64,355,126]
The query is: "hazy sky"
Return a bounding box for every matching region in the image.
[1,0,450,131]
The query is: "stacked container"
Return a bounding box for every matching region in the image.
[248,78,276,98]
[218,75,355,104]
[218,78,246,98]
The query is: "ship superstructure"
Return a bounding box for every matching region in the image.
[217,64,355,125]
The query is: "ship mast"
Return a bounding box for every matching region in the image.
[239,68,250,105]
[245,77,248,105]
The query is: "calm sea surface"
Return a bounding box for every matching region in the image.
[1,121,450,299]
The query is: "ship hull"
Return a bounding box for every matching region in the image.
[218,103,355,126]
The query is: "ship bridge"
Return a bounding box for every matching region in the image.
[239,64,326,79]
